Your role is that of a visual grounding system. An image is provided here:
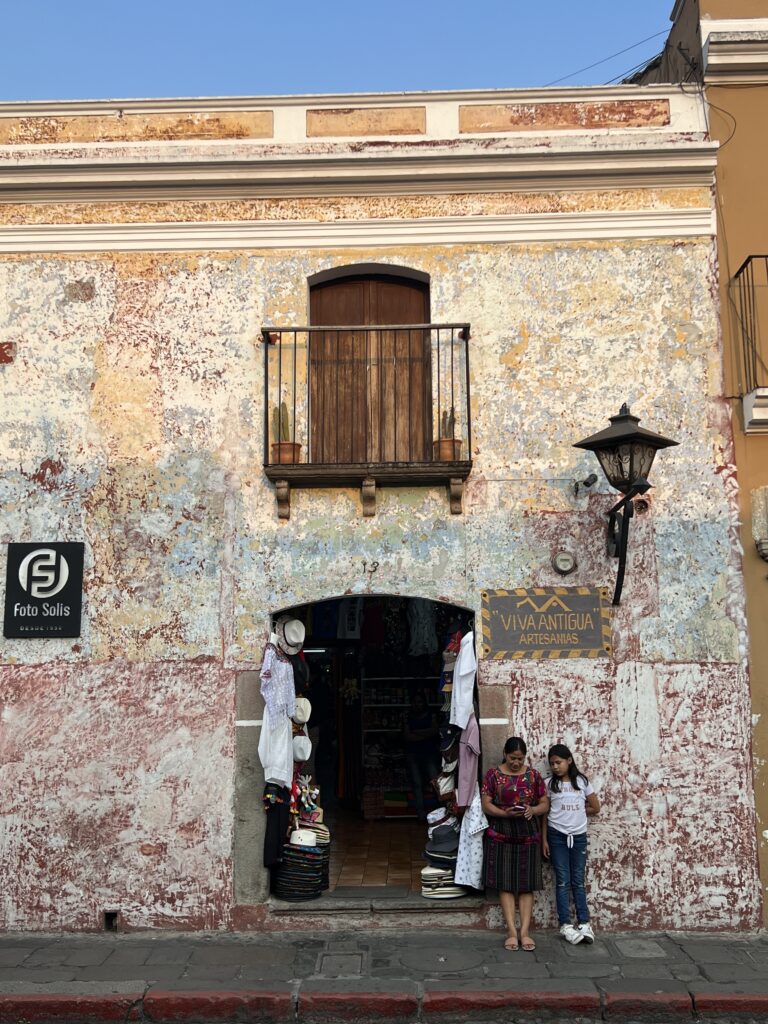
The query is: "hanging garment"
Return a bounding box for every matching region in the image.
[454,782,488,889]
[337,597,363,639]
[457,712,481,808]
[260,643,296,720]
[262,784,291,868]
[258,704,294,788]
[289,652,310,696]
[407,598,439,656]
[312,599,340,639]
[449,631,477,730]
[360,598,386,645]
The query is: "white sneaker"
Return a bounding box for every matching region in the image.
[559,923,583,944]
[577,923,595,944]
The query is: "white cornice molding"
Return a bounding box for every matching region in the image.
[702,19,768,82]
[704,33,768,83]
[0,208,715,254]
[700,18,768,43]
[0,144,719,201]
[0,84,692,118]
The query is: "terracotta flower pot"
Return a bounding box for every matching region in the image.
[271,442,302,465]
[432,438,461,461]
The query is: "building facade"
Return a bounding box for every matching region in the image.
[638,0,768,928]
[0,84,761,931]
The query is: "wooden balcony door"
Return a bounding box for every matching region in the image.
[309,273,431,464]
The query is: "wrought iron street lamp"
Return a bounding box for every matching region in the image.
[574,403,678,606]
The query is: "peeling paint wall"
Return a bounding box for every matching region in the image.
[0,662,234,929]
[0,230,758,930]
[0,86,759,931]
[636,0,768,925]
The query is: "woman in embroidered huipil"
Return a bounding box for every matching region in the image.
[481,736,549,952]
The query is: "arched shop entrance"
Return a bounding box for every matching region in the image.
[273,594,477,895]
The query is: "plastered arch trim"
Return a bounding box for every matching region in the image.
[270,592,474,626]
[307,263,431,288]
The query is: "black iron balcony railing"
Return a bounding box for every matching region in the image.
[733,255,768,395]
[262,324,472,489]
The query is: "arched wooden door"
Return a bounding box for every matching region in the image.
[309,272,431,464]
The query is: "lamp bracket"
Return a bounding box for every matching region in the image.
[606,483,649,605]
[607,496,634,559]
[574,472,598,498]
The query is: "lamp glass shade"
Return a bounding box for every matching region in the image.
[595,441,657,493]
[574,404,678,494]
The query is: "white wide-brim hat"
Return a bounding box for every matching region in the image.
[289,828,318,847]
[275,615,305,656]
[292,697,312,725]
[293,734,312,762]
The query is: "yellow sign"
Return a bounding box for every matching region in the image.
[480,586,612,660]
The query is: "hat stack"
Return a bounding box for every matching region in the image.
[421,810,466,899]
[298,817,331,891]
[439,631,462,712]
[421,865,469,899]
[271,834,324,901]
[295,772,331,892]
[431,725,460,803]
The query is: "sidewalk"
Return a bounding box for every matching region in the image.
[0,928,767,1023]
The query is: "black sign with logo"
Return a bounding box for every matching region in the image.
[3,543,85,638]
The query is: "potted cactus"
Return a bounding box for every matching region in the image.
[432,407,461,461]
[271,400,301,465]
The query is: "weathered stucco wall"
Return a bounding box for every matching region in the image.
[0,662,234,929]
[0,221,759,930]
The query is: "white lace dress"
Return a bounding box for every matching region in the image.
[454,782,488,889]
[257,643,296,788]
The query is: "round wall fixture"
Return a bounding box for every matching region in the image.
[552,551,577,576]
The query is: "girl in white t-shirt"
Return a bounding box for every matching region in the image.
[542,743,600,945]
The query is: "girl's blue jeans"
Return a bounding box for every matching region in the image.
[548,827,590,924]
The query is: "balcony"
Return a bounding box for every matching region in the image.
[262,324,472,517]
[732,256,768,432]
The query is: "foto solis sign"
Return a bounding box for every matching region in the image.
[3,543,85,638]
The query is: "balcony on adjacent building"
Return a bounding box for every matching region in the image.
[733,255,768,432]
[262,323,472,517]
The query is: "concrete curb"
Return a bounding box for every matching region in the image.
[299,988,420,1022]
[0,992,143,1023]
[421,988,600,1020]
[143,989,293,1022]
[2,985,768,1022]
[694,991,768,1018]
[601,990,693,1019]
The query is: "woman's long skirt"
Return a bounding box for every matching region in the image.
[484,816,543,893]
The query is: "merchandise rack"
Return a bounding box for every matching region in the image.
[361,673,441,819]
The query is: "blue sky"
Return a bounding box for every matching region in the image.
[1,1,676,102]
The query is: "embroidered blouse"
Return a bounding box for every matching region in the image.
[260,642,296,720]
[481,766,547,844]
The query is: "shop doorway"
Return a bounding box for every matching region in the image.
[274,595,475,893]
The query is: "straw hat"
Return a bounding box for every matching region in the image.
[292,697,312,725]
[293,734,312,762]
[289,828,319,847]
[275,616,305,656]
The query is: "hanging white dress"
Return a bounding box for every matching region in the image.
[450,630,476,729]
[258,705,294,788]
[257,642,295,788]
[454,783,488,889]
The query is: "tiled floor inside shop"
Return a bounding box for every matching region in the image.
[326,815,427,892]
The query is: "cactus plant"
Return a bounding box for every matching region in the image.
[272,400,291,443]
[439,407,456,439]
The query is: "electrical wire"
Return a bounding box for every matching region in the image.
[544,29,670,87]
[604,52,664,85]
